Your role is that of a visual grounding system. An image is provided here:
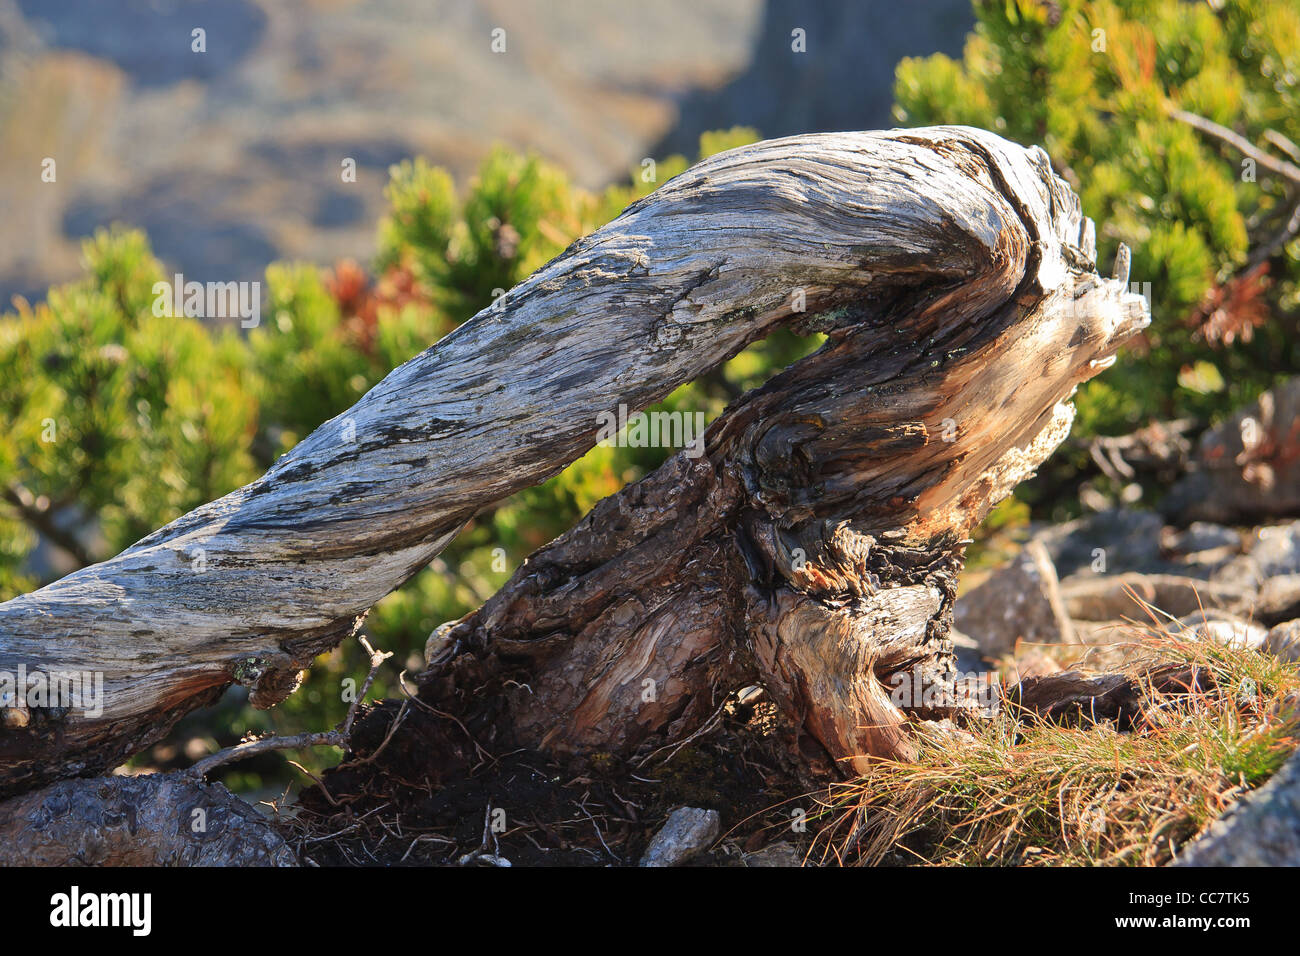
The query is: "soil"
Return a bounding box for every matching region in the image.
[287,695,811,867]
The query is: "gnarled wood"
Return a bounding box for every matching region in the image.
[419,132,1148,772]
[0,127,1147,797]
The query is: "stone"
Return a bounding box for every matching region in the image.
[1213,520,1300,590]
[1265,619,1300,664]
[949,627,985,674]
[1058,573,1251,622]
[1248,522,1300,578]
[1003,650,1062,685]
[740,842,804,867]
[1164,377,1300,525]
[1160,522,1243,556]
[954,540,1072,656]
[0,773,298,866]
[1256,574,1300,626]
[1175,746,1300,866]
[639,807,721,867]
[1172,609,1267,651]
[1036,508,1171,580]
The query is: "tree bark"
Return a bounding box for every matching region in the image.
[420,182,1147,771]
[0,127,1147,798]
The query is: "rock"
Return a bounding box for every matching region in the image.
[945,630,1000,716]
[741,842,803,867]
[1256,575,1300,626]
[1251,522,1300,576]
[1003,650,1062,685]
[1216,520,1300,587]
[949,628,985,674]
[1175,745,1300,866]
[1157,521,1242,573]
[955,540,1072,656]
[1160,522,1243,557]
[1164,377,1300,525]
[639,807,720,867]
[1036,509,1171,579]
[1212,520,1300,590]
[0,773,298,866]
[1058,620,1151,670]
[1265,620,1300,663]
[1068,619,1131,644]
[1058,573,1251,622]
[1171,609,1267,651]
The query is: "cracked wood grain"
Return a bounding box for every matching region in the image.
[0,127,1147,798]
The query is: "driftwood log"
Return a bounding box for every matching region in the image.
[0,127,1147,803]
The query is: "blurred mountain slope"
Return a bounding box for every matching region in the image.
[0,0,968,304]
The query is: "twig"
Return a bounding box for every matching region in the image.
[188,729,345,780]
[3,483,95,567]
[399,833,455,863]
[286,760,339,806]
[344,635,392,736]
[1170,108,1300,185]
[1168,109,1300,326]
[396,668,496,764]
[188,636,392,778]
[577,792,619,862]
[1245,197,1300,270]
[456,803,511,867]
[1264,128,1300,166]
[633,694,731,768]
[347,699,409,767]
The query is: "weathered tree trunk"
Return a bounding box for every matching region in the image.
[0,127,1147,800]
[420,156,1147,771]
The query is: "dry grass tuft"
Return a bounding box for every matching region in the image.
[806,629,1300,866]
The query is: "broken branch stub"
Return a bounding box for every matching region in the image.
[0,127,1147,797]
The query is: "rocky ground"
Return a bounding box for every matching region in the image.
[953,512,1300,678]
[942,376,1300,866]
[954,377,1300,681]
[278,378,1300,868]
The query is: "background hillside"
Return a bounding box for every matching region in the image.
[0,0,971,305]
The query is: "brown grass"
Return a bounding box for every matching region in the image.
[803,629,1299,866]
